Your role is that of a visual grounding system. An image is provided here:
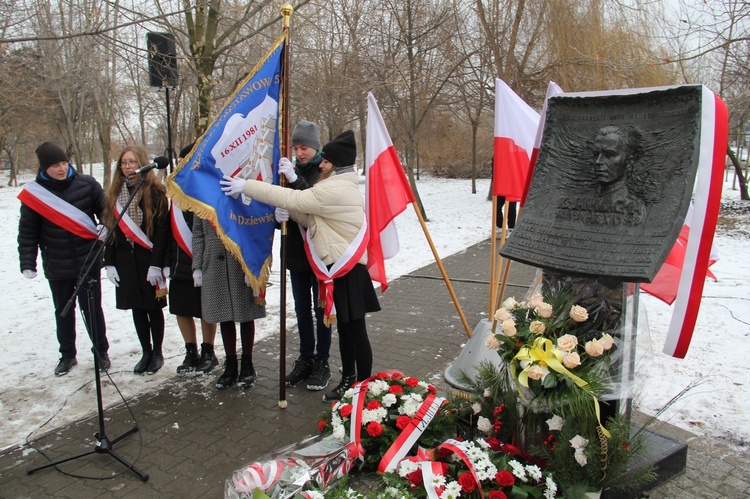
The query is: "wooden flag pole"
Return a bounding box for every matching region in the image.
[410,201,473,338]
[490,199,510,320]
[489,195,498,315]
[277,3,293,409]
[491,205,522,331]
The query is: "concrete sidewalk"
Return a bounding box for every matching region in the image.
[0,238,747,498]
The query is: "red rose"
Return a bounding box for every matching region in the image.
[404,377,420,387]
[391,372,404,380]
[407,470,423,488]
[396,415,411,430]
[366,400,382,410]
[500,443,521,456]
[495,470,515,487]
[317,419,327,433]
[366,421,383,437]
[389,384,404,395]
[440,462,450,475]
[339,404,353,418]
[376,372,390,379]
[437,446,454,459]
[485,437,502,451]
[457,472,477,492]
[488,491,507,499]
[427,384,437,394]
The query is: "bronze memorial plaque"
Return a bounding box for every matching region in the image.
[501,85,703,282]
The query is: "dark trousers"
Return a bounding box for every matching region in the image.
[48,277,108,359]
[290,269,331,360]
[338,317,372,381]
[496,196,517,229]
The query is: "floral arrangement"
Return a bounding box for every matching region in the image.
[318,371,457,471]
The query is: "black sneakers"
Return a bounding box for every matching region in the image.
[306,359,331,391]
[238,356,257,388]
[322,374,357,402]
[54,357,77,376]
[177,343,200,373]
[285,357,314,386]
[216,355,238,390]
[196,343,219,374]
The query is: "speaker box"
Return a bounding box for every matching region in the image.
[147,32,178,88]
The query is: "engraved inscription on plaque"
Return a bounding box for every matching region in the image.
[500,86,702,282]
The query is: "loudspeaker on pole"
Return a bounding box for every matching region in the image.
[147,32,178,88]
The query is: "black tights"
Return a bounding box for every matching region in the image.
[338,317,372,381]
[220,321,255,359]
[132,308,165,354]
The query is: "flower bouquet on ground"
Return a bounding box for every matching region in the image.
[318,371,458,472]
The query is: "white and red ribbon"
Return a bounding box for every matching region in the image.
[421,461,447,499]
[437,439,485,498]
[348,380,369,460]
[18,181,98,240]
[301,216,369,324]
[113,202,153,250]
[170,203,192,258]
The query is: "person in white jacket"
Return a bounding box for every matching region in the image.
[220,130,380,401]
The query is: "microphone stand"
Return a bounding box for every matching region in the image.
[27,173,150,482]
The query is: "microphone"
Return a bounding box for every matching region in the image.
[129,156,170,176]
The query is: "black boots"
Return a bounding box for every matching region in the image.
[285,356,314,386]
[133,349,152,374]
[197,343,219,374]
[238,355,256,388]
[216,355,238,389]
[177,343,200,373]
[323,374,357,402]
[147,350,164,374]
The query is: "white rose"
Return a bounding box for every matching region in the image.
[536,302,553,319]
[585,339,604,357]
[477,416,493,434]
[484,334,501,349]
[569,305,589,322]
[527,293,544,309]
[556,334,578,352]
[494,307,511,322]
[563,351,581,369]
[502,318,517,337]
[526,364,547,381]
[546,414,564,431]
[600,333,615,350]
[569,434,588,450]
[529,320,546,335]
[502,297,518,310]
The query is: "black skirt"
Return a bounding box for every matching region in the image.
[168,278,202,318]
[332,263,381,324]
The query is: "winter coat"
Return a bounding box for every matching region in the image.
[192,218,266,323]
[18,167,105,280]
[284,158,323,273]
[166,208,195,283]
[242,171,366,267]
[103,187,169,310]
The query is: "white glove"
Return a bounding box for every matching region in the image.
[244,274,251,287]
[193,269,203,287]
[22,269,37,279]
[278,157,298,183]
[147,266,162,286]
[275,207,289,222]
[96,224,109,242]
[162,267,171,279]
[106,266,120,287]
[220,174,247,196]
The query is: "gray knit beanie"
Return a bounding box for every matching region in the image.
[291,120,321,151]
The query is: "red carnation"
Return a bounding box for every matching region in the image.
[366,400,382,410]
[317,419,327,433]
[339,404,353,418]
[404,377,419,387]
[488,491,507,499]
[457,472,477,492]
[495,470,515,487]
[396,415,411,430]
[391,372,404,380]
[485,437,502,451]
[427,384,437,394]
[376,372,390,379]
[407,470,423,488]
[389,384,404,395]
[366,421,383,437]
[500,443,521,456]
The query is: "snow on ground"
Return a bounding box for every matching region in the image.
[0,169,747,452]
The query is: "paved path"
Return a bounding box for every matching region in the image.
[0,238,747,498]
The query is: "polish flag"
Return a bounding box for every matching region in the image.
[365,92,416,292]
[493,79,540,200]
[641,203,718,305]
[522,81,564,206]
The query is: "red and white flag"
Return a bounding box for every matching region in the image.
[493,79,540,201]
[660,86,727,358]
[522,81,564,206]
[365,92,416,292]
[641,203,718,305]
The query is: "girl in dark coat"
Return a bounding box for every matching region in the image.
[103,146,170,374]
[17,141,110,376]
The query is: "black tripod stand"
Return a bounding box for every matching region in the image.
[27,174,151,482]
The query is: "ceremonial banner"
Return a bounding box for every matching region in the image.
[167,35,285,291]
[365,92,415,292]
[493,79,540,201]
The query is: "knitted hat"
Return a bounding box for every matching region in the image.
[35,142,68,171]
[291,120,321,151]
[322,130,356,168]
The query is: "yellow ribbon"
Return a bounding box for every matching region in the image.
[513,337,611,438]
